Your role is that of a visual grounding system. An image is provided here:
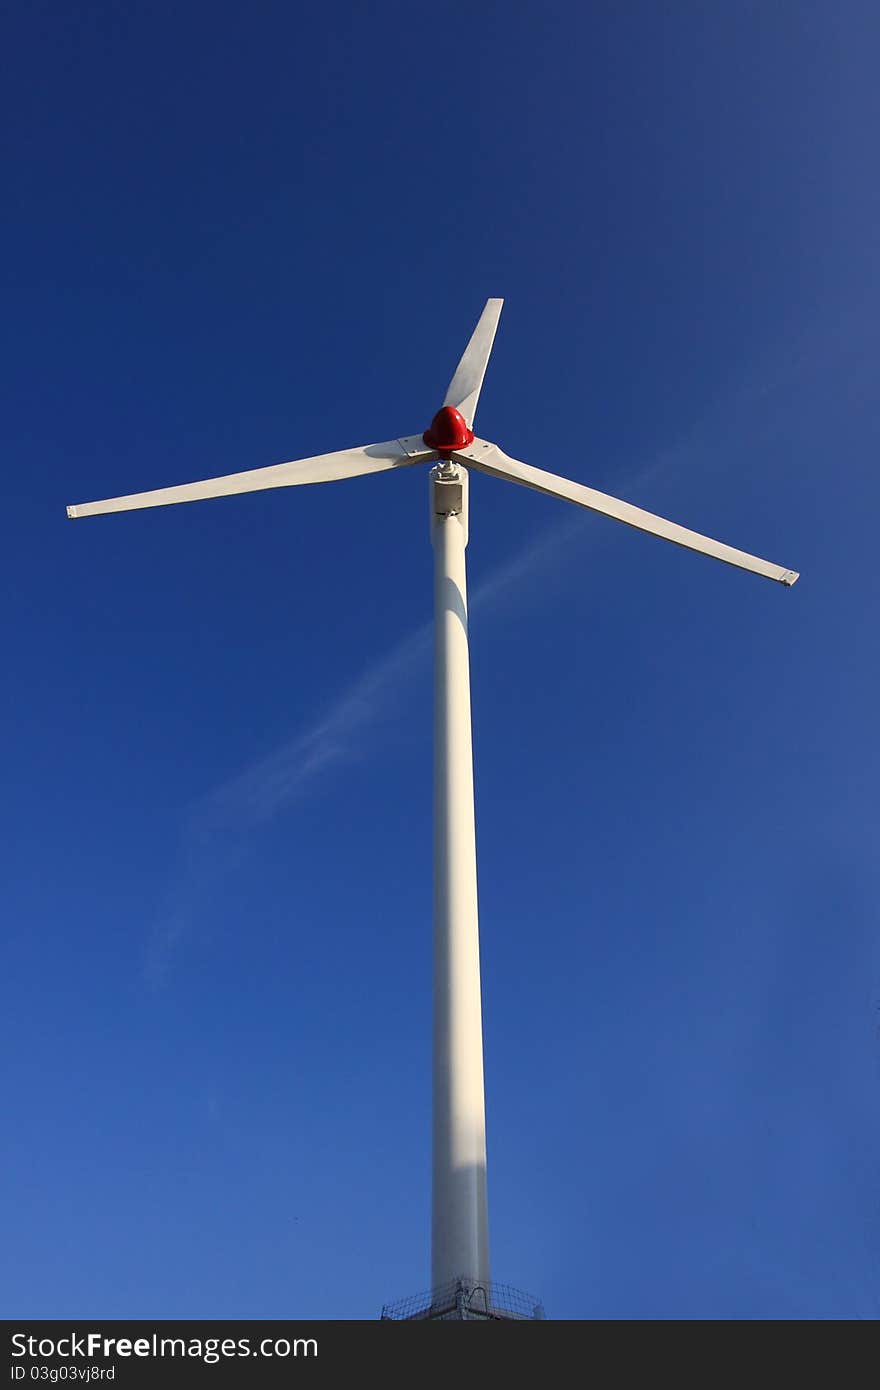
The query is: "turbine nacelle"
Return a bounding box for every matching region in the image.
[423,406,474,456]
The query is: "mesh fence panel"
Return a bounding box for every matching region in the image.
[381,1279,545,1321]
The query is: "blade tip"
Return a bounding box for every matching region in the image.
[66,505,78,519]
[782,569,799,586]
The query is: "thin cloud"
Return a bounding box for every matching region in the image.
[143,508,592,984]
[193,499,597,838]
[198,623,432,837]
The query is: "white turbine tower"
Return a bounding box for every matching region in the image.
[67,300,798,1319]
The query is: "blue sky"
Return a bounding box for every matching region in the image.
[2,2,878,1319]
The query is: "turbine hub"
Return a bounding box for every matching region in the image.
[423,406,474,456]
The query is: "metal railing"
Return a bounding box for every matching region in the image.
[381,1278,545,1321]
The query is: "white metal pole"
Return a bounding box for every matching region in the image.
[430,462,490,1296]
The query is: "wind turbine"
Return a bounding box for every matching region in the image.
[67,299,798,1317]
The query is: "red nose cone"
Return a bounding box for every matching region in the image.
[423,405,474,455]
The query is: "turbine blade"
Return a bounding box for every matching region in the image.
[456,439,799,586]
[66,437,433,519]
[443,298,503,428]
